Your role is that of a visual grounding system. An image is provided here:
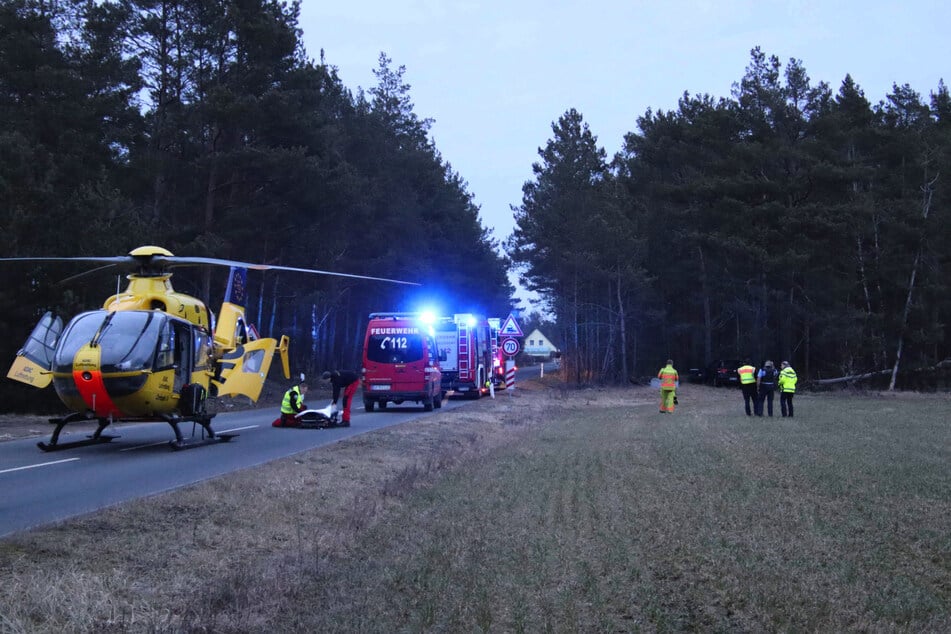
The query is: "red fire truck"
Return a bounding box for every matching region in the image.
[362,313,444,412]
[434,313,494,398]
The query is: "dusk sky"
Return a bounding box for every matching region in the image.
[299,1,950,307]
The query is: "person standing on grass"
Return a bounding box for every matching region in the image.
[737,359,758,416]
[778,360,798,417]
[657,359,679,414]
[756,360,779,417]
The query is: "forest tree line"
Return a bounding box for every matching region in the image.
[3,1,950,410]
[0,0,515,409]
[510,47,951,389]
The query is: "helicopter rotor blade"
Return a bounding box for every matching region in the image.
[0,256,128,285]
[0,256,131,265]
[58,263,122,285]
[0,251,421,286]
[164,256,420,286]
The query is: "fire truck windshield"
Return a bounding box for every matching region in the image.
[366,334,424,364]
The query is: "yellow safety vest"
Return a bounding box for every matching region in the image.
[281,385,302,414]
[737,365,756,385]
[657,365,678,388]
[779,367,798,393]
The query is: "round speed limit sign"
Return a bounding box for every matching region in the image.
[501,337,520,356]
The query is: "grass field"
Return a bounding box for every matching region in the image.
[1,381,949,632]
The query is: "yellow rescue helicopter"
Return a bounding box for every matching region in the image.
[3,246,416,451]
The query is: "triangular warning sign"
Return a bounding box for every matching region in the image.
[499,313,523,337]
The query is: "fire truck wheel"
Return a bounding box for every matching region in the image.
[364,399,375,412]
[434,392,443,409]
[423,393,434,411]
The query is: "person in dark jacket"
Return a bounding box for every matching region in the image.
[322,370,361,427]
[755,360,779,417]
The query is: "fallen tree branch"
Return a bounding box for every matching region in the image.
[813,360,951,385]
[812,369,892,385]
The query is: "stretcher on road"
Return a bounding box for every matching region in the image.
[271,404,343,429]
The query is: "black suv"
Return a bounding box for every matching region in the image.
[706,359,741,387]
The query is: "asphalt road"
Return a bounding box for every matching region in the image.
[0,364,549,538]
[0,395,477,538]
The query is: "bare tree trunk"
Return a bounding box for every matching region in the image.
[698,245,712,363]
[573,272,581,385]
[617,266,628,381]
[889,249,919,390]
[888,176,936,390]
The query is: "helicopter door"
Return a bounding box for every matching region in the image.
[173,322,192,393]
[212,338,278,402]
[7,311,63,388]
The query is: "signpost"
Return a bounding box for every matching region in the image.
[501,337,520,357]
[498,314,523,393]
[499,313,524,338]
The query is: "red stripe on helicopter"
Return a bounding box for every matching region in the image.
[73,369,121,417]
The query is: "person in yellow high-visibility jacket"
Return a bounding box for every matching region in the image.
[737,359,758,416]
[778,361,798,417]
[657,359,679,413]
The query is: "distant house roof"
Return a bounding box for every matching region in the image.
[523,328,559,357]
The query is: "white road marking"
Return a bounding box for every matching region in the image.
[220,425,259,433]
[0,458,80,474]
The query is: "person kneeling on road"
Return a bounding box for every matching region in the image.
[322,370,360,427]
[276,381,307,427]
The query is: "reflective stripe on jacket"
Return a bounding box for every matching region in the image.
[778,367,798,393]
[737,365,756,385]
[657,365,679,389]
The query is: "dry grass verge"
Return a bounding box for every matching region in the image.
[1,381,949,632]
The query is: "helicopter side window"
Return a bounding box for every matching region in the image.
[235,318,248,345]
[193,331,212,371]
[155,321,175,370]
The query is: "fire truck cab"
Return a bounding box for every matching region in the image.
[434,313,494,399]
[362,313,444,412]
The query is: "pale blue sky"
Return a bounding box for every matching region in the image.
[299,1,950,306]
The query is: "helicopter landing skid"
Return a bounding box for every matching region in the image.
[37,434,119,452]
[165,414,237,450]
[37,415,118,452]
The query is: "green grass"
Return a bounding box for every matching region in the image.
[1,387,949,632]
[275,394,951,632]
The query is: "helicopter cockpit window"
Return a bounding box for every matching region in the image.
[99,312,164,372]
[53,312,105,372]
[53,311,164,374]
